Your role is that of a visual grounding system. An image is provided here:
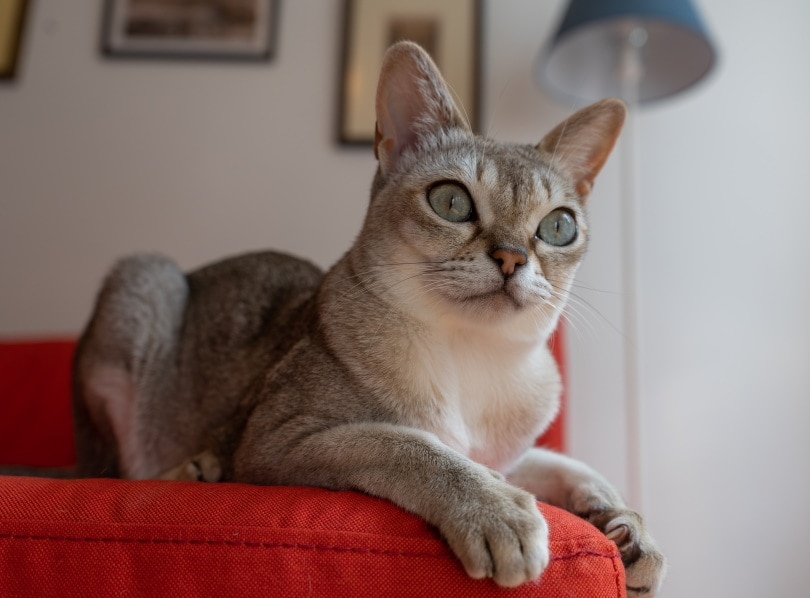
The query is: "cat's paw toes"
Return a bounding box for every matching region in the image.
[188,451,222,482]
[444,481,549,588]
[181,451,222,482]
[602,510,666,597]
[567,486,666,596]
[604,513,639,552]
[160,451,223,482]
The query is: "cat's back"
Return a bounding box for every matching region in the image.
[182,250,323,354]
[187,250,322,311]
[170,250,324,448]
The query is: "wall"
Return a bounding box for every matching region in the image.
[2,1,809,596]
[636,2,810,595]
[0,0,374,332]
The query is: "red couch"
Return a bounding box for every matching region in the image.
[0,338,626,597]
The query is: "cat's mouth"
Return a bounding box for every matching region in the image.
[465,286,526,310]
[428,273,550,315]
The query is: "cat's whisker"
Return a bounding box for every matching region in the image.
[365,260,446,269]
[325,263,461,322]
[547,116,570,173]
[546,299,592,347]
[544,275,626,342]
[547,138,606,179]
[368,277,459,336]
[553,289,621,349]
[474,137,487,185]
[484,81,511,141]
[557,311,588,345]
[354,269,450,311]
[330,273,387,305]
[442,79,474,134]
[545,276,621,296]
[556,298,599,345]
[320,273,412,325]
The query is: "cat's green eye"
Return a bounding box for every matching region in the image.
[427,183,474,223]
[537,209,577,246]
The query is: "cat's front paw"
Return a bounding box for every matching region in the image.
[441,477,549,588]
[570,485,666,596]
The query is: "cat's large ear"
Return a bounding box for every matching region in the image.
[537,99,627,198]
[374,41,470,175]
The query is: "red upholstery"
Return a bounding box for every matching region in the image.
[0,338,625,597]
[0,479,624,597]
[0,339,76,467]
[542,330,567,452]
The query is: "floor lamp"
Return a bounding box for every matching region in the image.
[536,0,716,508]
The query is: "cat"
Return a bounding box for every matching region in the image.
[72,41,665,594]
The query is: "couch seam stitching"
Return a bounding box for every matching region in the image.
[611,547,624,596]
[0,533,619,563]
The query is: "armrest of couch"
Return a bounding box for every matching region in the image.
[0,476,625,597]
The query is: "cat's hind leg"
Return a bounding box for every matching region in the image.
[73,254,188,479]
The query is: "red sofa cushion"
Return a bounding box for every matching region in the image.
[0,477,624,597]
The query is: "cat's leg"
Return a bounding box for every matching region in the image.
[506,448,666,596]
[74,254,189,479]
[234,420,549,588]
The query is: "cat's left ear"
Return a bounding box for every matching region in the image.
[537,99,627,198]
[374,41,471,175]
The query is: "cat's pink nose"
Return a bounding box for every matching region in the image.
[490,247,527,276]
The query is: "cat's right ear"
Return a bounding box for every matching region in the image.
[374,41,470,175]
[537,98,626,198]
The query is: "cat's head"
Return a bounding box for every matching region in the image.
[354,42,625,340]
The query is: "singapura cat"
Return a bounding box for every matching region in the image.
[73,41,665,594]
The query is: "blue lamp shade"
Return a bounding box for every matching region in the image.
[537,0,716,104]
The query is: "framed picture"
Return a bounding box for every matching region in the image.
[0,0,29,81]
[101,0,279,61]
[338,0,481,145]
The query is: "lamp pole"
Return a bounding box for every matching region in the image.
[618,24,647,510]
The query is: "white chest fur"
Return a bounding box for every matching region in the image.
[406,328,561,473]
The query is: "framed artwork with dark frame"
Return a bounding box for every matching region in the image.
[338,0,481,145]
[0,0,30,81]
[101,0,279,61]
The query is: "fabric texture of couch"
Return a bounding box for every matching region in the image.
[0,338,625,597]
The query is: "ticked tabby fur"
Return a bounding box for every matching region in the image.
[73,42,665,594]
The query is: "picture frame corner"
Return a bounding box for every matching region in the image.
[337,0,481,146]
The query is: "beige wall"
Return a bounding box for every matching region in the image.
[1,1,809,596]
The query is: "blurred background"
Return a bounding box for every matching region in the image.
[1,1,809,595]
